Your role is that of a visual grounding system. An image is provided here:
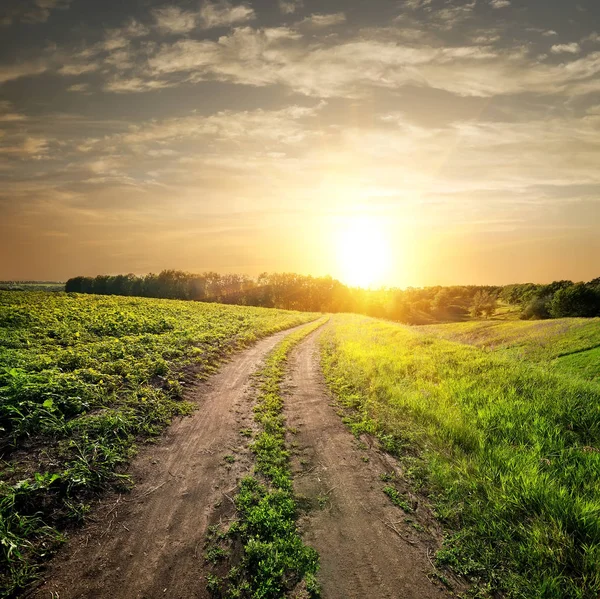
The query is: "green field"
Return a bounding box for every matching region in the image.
[321,315,600,598]
[3,292,600,598]
[0,291,317,595]
[420,318,600,381]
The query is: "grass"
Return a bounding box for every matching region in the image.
[207,318,326,598]
[420,318,600,381]
[321,314,600,599]
[0,291,317,597]
[382,486,413,512]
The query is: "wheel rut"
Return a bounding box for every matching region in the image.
[285,329,454,599]
[29,324,309,599]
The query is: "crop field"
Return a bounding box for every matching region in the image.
[0,291,317,596]
[321,315,600,598]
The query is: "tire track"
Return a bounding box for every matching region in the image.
[285,328,454,599]
[29,323,311,599]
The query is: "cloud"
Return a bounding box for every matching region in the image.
[1,0,72,26]
[0,61,47,84]
[67,83,90,92]
[152,6,197,34]
[551,43,581,54]
[104,49,135,70]
[0,101,27,122]
[0,136,49,157]
[433,1,477,29]
[139,24,600,100]
[490,0,510,8]
[102,20,150,51]
[58,62,99,76]
[279,0,303,14]
[403,0,433,9]
[199,2,256,29]
[104,77,172,93]
[150,3,255,35]
[111,104,325,148]
[300,13,346,27]
[583,32,600,44]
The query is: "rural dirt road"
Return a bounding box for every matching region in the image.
[30,321,455,599]
[285,330,452,599]
[30,324,308,599]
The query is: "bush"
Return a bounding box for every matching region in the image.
[521,296,552,320]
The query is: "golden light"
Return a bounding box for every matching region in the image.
[335,214,392,288]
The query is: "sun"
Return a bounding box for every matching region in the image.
[335,215,392,288]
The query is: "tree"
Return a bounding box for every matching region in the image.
[549,284,600,318]
[520,296,551,320]
[470,290,497,319]
[431,288,453,315]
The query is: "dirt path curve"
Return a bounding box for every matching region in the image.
[285,329,452,599]
[30,324,310,599]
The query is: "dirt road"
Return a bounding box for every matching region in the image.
[285,329,452,599]
[30,325,307,599]
[30,322,456,599]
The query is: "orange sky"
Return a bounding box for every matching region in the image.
[1,0,599,286]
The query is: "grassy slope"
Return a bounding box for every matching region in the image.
[420,318,600,381]
[0,291,317,597]
[321,314,600,599]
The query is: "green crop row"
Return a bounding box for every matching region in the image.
[321,314,600,599]
[0,291,317,597]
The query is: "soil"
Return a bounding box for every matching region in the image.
[284,329,462,599]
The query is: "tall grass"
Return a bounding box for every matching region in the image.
[321,315,600,598]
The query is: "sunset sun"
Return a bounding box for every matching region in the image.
[336,215,391,288]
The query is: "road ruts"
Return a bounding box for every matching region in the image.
[29,323,312,599]
[285,328,455,599]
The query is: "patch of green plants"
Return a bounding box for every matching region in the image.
[382,486,413,512]
[0,291,317,597]
[208,318,326,598]
[321,314,600,599]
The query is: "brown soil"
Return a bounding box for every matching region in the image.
[28,325,307,599]
[285,329,462,599]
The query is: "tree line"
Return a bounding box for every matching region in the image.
[65,271,600,323]
[499,279,600,319]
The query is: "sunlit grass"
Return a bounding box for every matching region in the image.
[321,314,600,598]
[420,317,600,381]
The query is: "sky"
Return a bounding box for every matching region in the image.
[0,0,599,287]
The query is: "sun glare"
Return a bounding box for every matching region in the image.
[336,215,392,288]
